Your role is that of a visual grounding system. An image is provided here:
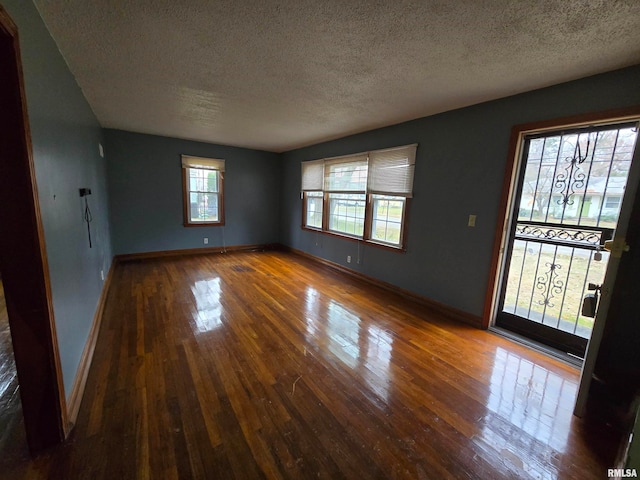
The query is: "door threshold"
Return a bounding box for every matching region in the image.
[489,326,583,368]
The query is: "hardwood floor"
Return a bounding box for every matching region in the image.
[2,251,620,479]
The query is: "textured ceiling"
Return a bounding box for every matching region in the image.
[33,0,640,153]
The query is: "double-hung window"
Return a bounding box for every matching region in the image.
[325,154,368,237]
[302,159,324,229]
[301,144,417,250]
[182,155,225,226]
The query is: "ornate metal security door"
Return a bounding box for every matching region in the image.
[497,122,639,358]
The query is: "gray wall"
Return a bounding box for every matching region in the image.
[105,129,281,255]
[3,0,113,396]
[280,66,640,318]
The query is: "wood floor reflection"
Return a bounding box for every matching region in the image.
[3,251,619,479]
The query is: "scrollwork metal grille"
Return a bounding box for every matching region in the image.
[554,133,591,207]
[536,262,563,308]
[514,222,612,249]
[501,122,637,343]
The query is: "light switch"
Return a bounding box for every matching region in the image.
[468,215,477,227]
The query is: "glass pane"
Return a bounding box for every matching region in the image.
[328,193,365,236]
[189,192,219,222]
[325,161,368,192]
[502,240,609,339]
[189,175,199,191]
[188,168,218,193]
[371,195,404,245]
[519,126,636,228]
[305,192,323,228]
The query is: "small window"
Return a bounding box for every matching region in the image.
[182,155,225,226]
[604,195,621,209]
[370,195,405,246]
[305,191,323,228]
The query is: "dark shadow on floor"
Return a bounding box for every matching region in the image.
[0,279,29,471]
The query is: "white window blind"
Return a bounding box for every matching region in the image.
[181,155,225,172]
[323,154,368,193]
[301,159,324,191]
[367,144,417,197]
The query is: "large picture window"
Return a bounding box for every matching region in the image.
[301,144,417,250]
[182,155,225,226]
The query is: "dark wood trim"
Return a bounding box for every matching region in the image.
[301,225,362,243]
[182,221,226,228]
[301,225,324,235]
[301,225,407,253]
[483,105,640,330]
[284,246,482,328]
[66,258,115,425]
[365,239,407,253]
[218,171,225,225]
[301,191,309,228]
[363,193,374,242]
[0,5,68,451]
[402,196,412,250]
[0,6,17,36]
[182,167,189,225]
[115,243,278,263]
[482,126,523,329]
[182,167,225,227]
[322,191,329,230]
[506,106,640,137]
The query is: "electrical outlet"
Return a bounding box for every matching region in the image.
[204,237,209,245]
[468,214,477,227]
[347,255,351,263]
[100,270,104,281]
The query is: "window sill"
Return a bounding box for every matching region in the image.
[183,221,225,227]
[301,226,406,253]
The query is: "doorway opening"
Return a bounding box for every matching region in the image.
[0,6,67,453]
[494,120,640,359]
[495,122,639,358]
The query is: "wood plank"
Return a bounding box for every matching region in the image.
[0,251,621,478]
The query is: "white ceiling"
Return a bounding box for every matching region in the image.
[33,0,640,153]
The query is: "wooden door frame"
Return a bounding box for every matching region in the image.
[0,6,68,452]
[484,106,640,415]
[483,105,640,330]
